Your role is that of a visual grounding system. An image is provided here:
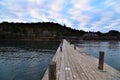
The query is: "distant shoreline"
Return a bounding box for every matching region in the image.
[0,38,120,42]
[0,39,62,41]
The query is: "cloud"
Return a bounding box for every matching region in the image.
[26,0,66,23]
[47,0,66,24]
[78,27,90,32]
[104,19,120,29]
[68,0,92,20]
[0,0,27,21]
[28,0,44,5]
[104,0,120,13]
[0,16,27,23]
[91,12,113,28]
[29,8,41,19]
[70,0,91,12]
[66,0,92,30]
[49,0,65,12]
[114,4,120,13]
[78,15,91,27]
[0,0,120,32]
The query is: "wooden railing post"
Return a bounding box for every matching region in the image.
[98,51,104,70]
[49,61,56,80]
[60,46,62,52]
[60,40,63,52]
[70,40,72,45]
[74,43,76,50]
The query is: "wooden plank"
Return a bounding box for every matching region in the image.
[42,39,120,80]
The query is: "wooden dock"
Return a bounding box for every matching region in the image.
[42,39,120,80]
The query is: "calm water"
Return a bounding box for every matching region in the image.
[77,41,120,71]
[0,40,120,80]
[0,40,60,80]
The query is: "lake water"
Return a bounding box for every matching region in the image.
[0,40,60,80]
[0,40,120,80]
[77,41,120,71]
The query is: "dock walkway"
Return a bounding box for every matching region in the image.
[42,39,120,80]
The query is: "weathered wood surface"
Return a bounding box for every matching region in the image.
[42,39,120,80]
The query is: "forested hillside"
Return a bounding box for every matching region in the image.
[0,22,120,41]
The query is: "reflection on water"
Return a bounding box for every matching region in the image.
[0,40,60,80]
[108,41,119,51]
[0,40,60,50]
[77,41,120,71]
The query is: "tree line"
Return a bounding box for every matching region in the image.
[0,22,120,41]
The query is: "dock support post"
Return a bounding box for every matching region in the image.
[60,40,63,52]
[74,44,76,50]
[60,46,62,52]
[70,41,71,44]
[49,61,56,80]
[98,51,104,70]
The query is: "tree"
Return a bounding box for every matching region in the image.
[96,31,102,36]
[108,30,119,36]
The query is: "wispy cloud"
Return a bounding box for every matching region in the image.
[104,0,120,13]
[104,19,120,29]
[68,0,92,20]
[92,12,113,27]
[0,0,120,32]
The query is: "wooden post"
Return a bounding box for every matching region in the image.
[70,40,72,45]
[98,51,104,70]
[74,43,76,50]
[60,40,63,52]
[49,61,56,80]
[60,46,62,52]
[61,39,63,44]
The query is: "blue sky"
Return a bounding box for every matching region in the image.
[0,0,120,32]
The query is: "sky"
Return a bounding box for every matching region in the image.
[0,0,120,32]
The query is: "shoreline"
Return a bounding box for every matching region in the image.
[0,38,120,41]
[0,39,62,41]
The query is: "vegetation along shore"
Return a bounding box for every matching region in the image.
[0,22,120,41]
